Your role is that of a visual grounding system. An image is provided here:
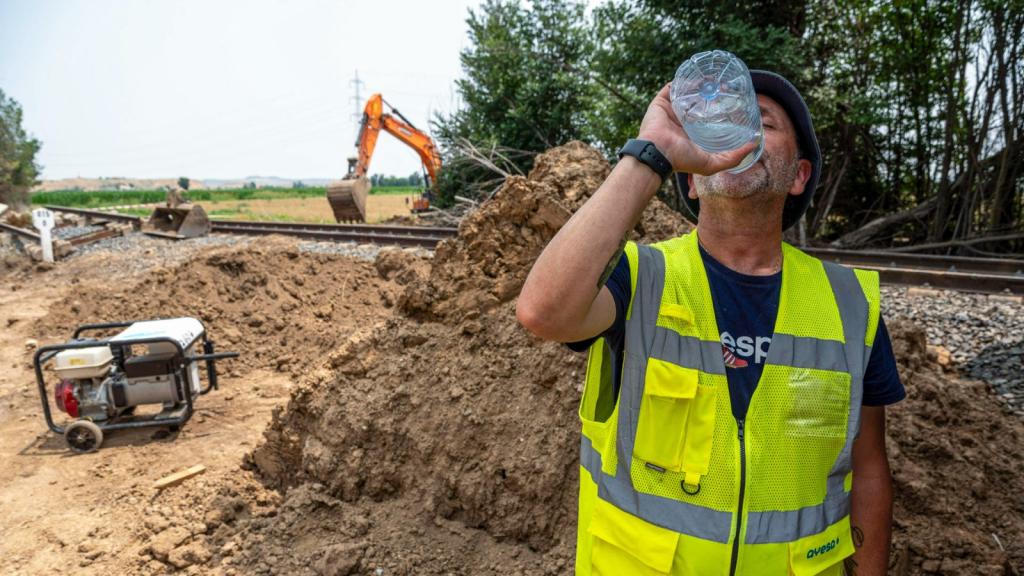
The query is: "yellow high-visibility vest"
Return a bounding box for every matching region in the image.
[576,231,880,576]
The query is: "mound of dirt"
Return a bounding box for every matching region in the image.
[250,305,584,548]
[132,141,1022,575]
[40,237,400,377]
[400,140,688,321]
[885,319,1024,574]
[223,142,683,574]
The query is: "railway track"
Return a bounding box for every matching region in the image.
[804,248,1023,295]
[0,222,40,242]
[208,220,455,248]
[43,205,141,224]
[43,206,455,249]
[27,206,1024,294]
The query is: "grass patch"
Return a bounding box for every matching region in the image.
[369,186,422,195]
[34,185,418,207]
[114,207,153,217]
[32,187,328,208]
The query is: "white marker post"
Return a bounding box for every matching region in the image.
[31,208,55,263]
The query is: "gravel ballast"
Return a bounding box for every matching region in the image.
[882,285,1024,417]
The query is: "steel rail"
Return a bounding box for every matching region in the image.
[43,205,142,224]
[42,206,456,238]
[209,220,451,248]
[803,247,1024,276]
[804,247,1023,294]
[0,222,40,241]
[207,219,458,238]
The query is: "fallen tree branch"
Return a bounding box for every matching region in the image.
[831,197,937,248]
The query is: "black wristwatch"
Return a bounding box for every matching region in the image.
[617,139,673,182]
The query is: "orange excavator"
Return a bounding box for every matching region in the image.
[326,93,443,222]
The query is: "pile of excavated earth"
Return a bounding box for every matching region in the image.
[6,142,1023,575]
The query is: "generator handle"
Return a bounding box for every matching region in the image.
[72,321,136,339]
[191,341,239,393]
[186,352,240,363]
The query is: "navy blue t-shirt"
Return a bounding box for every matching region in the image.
[570,246,905,420]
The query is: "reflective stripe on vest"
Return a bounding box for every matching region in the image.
[578,232,879,555]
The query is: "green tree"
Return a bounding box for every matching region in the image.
[588,0,810,162]
[435,0,1023,252]
[0,89,41,209]
[178,176,190,190]
[432,0,596,205]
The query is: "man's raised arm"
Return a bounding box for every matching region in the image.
[516,84,754,343]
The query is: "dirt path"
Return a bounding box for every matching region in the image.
[0,235,401,575]
[0,262,283,574]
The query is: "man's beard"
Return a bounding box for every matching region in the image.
[694,149,799,202]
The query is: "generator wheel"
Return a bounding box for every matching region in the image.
[65,420,103,453]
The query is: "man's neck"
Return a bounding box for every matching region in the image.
[695,199,784,276]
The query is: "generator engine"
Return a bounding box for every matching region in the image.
[53,342,201,422]
[35,317,237,453]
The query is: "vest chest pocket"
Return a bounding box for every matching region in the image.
[634,358,716,478]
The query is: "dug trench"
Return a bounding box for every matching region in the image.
[2,142,1021,575]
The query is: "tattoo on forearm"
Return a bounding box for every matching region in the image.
[597,238,628,289]
[843,526,865,575]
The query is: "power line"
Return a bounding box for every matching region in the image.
[350,69,365,129]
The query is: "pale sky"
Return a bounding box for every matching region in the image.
[0,0,484,181]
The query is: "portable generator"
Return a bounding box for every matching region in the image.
[33,317,238,453]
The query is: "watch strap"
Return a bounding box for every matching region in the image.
[617,139,673,181]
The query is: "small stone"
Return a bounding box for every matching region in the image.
[315,542,367,576]
[24,338,38,350]
[148,527,191,560]
[167,542,211,569]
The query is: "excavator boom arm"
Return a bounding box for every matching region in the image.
[379,116,442,186]
[352,94,384,178]
[350,94,442,187]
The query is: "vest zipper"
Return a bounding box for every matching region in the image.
[729,419,746,576]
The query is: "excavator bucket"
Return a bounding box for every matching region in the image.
[141,203,211,239]
[326,178,369,223]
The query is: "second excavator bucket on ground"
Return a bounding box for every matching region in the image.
[326,178,369,223]
[141,203,211,239]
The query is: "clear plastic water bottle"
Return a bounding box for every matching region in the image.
[670,50,763,173]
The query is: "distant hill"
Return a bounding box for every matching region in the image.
[201,177,334,189]
[32,176,335,192]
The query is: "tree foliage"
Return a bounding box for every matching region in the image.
[436,0,1023,253]
[0,89,41,209]
[432,0,596,206]
[588,1,810,155]
[370,172,424,187]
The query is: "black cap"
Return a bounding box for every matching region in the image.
[672,70,821,231]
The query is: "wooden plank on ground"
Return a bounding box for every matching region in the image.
[69,228,121,246]
[153,464,206,490]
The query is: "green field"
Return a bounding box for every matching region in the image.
[368,185,421,195]
[31,185,420,208]
[31,187,323,207]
